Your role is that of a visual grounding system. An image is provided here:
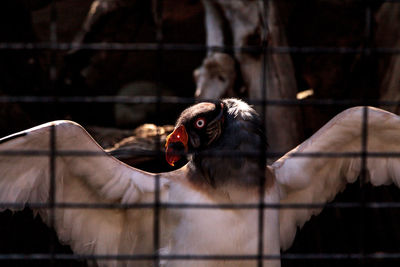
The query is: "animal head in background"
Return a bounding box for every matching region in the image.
[194,52,246,100]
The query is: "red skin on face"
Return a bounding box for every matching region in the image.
[165,125,188,166]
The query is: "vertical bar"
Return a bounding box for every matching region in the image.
[359,1,373,265]
[49,0,58,266]
[364,2,373,56]
[359,106,368,254]
[258,0,269,266]
[49,124,56,266]
[153,0,164,266]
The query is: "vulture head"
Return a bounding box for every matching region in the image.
[166,98,267,189]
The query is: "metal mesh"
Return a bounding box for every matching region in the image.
[0,0,400,266]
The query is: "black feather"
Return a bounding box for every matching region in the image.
[188,98,268,188]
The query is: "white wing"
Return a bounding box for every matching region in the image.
[272,106,400,250]
[0,121,174,267]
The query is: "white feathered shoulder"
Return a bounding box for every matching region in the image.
[273,107,400,250]
[0,120,172,266]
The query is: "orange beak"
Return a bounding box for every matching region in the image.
[165,125,189,166]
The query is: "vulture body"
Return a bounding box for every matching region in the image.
[0,98,400,267]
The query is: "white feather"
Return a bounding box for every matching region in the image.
[273,107,400,250]
[0,121,171,267]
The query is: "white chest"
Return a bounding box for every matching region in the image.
[164,184,281,267]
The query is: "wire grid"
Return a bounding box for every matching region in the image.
[1,0,400,266]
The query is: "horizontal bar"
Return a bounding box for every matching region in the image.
[0,96,398,107]
[0,252,399,261]
[0,150,399,159]
[1,42,400,54]
[0,96,194,104]
[1,201,400,210]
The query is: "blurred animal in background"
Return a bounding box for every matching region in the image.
[196,0,302,159]
[87,123,174,169]
[113,81,176,127]
[193,52,245,100]
[68,0,143,56]
[1,99,400,266]
[376,3,400,114]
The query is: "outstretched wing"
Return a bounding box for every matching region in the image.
[272,107,400,250]
[0,121,173,266]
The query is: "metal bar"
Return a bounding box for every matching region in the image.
[153,0,164,265]
[1,95,400,107]
[48,1,58,265]
[0,252,400,261]
[4,150,400,159]
[257,0,270,266]
[358,1,373,262]
[2,201,400,211]
[2,42,400,54]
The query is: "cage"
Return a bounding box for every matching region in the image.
[0,0,400,267]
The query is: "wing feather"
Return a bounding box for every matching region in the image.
[0,120,173,266]
[272,107,400,250]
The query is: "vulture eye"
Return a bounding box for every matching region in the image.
[194,117,206,129]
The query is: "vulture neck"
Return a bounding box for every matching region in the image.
[185,160,273,204]
[188,106,268,202]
